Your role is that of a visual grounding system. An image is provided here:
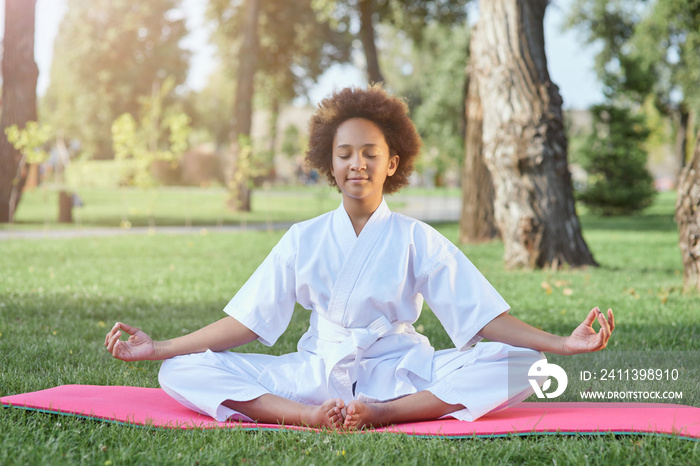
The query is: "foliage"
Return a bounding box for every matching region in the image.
[208,0,351,105]
[42,0,190,159]
[566,0,700,164]
[565,0,651,100]
[111,77,192,188]
[312,0,469,44]
[280,124,303,160]
[182,66,237,151]
[631,0,700,112]
[576,104,656,216]
[378,22,469,182]
[4,122,52,166]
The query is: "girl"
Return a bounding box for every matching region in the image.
[105,86,614,430]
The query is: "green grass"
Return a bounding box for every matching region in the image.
[5,185,443,230]
[5,185,346,229]
[1,191,699,464]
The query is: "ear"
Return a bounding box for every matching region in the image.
[388,155,399,176]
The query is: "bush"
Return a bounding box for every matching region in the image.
[576,104,656,215]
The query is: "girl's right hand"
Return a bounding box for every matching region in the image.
[104,322,156,362]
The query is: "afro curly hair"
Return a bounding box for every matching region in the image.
[305,85,422,195]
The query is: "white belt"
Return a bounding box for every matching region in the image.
[310,313,409,392]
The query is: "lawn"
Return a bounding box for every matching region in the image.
[2,185,460,230]
[1,191,698,464]
[4,185,345,229]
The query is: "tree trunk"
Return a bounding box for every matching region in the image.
[358,0,384,84]
[0,0,39,223]
[264,96,280,183]
[675,129,700,292]
[674,103,690,178]
[58,191,74,223]
[459,51,499,243]
[472,0,596,269]
[226,0,260,212]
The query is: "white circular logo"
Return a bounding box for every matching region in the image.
[528,360,568,399]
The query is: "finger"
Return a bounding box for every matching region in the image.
[597,315,612,349]
[595,310,607,331]
[607,309,615,332]
[596,309,612,336]
[104,325,121,346]
[590,328,605,351]
[106,330,122,354]
[112,340,126,360]
[114,321,141,336]
[595,315,609,344]
[591,322,609,351]
[582,307,600,327]
[106,331,119,354]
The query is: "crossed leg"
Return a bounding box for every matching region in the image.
[344,391,462,429]
[223,390,461,430]
[223,394,345,429]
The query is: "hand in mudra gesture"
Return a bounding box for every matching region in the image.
[104,322,156,362]
[563,307,615,354]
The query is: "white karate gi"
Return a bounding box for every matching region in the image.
[159,199,545,422]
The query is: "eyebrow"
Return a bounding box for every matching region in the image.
[335,143,380,149]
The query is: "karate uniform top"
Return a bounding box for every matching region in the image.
[223,198,510,403]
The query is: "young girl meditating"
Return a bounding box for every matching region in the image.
[105,86,614,430]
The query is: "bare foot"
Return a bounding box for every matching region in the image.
[304,398,345,429]
[343,400,387,430]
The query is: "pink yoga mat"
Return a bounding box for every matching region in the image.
[2,385,699,440]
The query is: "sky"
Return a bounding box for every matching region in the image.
[5,0,603,110]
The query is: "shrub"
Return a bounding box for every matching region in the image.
[576,104,656,215]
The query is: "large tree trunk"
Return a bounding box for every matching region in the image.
[358,0,384,84]
[472,0,596,269]
[675,130,700,292]
[226,0,260,212]
[459,50,498,243]
[0,0,39,223]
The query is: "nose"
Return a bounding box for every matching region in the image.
[350,153,366,171]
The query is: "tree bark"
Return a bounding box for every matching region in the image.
[459,67,499,243]
[674,103,690,177]
[675,129,700,292]
[0,0,39,223]
[472,0,596,269]
[226,0,260,212]
[358,0,384,84]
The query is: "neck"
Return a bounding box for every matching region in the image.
[342,196,382,236]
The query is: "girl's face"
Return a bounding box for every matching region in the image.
[330,118,399,208]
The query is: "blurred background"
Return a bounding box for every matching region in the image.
[0,0,695,230]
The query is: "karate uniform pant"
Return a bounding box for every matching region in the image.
[158,342,546,423]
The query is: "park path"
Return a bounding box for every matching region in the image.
[0,194,461,241]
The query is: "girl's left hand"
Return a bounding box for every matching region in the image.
[563,307,615,354]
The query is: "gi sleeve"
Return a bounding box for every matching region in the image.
[418,240,510,351]
[223,230,298,347]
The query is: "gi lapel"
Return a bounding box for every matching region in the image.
[326,199,391,324]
